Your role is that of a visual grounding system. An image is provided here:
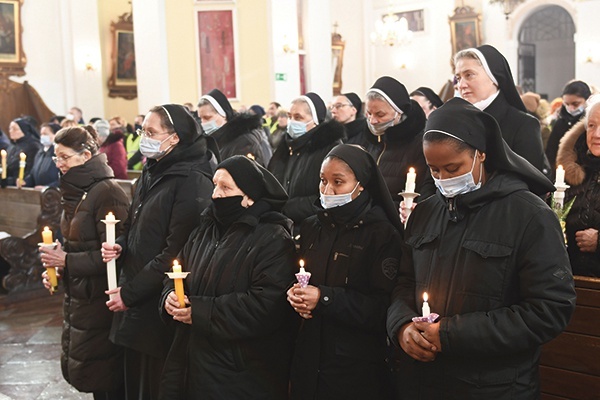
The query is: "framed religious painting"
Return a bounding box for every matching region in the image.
[107,12,137,99]
[196,9,238,99]
[0,0,26,78]
[331,29,345,96]
[449,6,482,56]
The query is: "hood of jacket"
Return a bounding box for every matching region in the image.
[283,118,346,153]
[557,120,586,186]
[212,112,263,146]
[364,99,426,144]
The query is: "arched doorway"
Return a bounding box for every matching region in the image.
[518,5,575,99]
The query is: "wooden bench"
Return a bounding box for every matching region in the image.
[540,275,600,400]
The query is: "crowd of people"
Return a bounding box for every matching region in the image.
[2,43,592,399]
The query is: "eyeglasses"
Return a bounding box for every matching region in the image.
[330,103,353,110]
[52,151,82,164]
[136,128,174,139]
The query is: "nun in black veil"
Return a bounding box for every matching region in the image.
[387,98,576,399]
[454,44,550,177]
[288,144,402,400]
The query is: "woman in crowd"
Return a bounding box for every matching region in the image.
[6,117,42,186]
[454,44,549,176]
[268,92,345,238]
[24,122,61,188]
[364,77,435,204]
[160,155,296,399]
[96,119,128,179]
[40,125,129,399]
[101,104,215,400]
[288,144,402,399]
[387,98,575,399]
[557,95,600,277]
[546,80,592,174]
[197,88,271,166]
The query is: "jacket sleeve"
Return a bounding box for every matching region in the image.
[282,194,318,226]
[512,116,547,174]
[316,228,402,333]
[190,231,296,340]
[439,206,576,356]
[66,185,130,278]
[120,174,213,307]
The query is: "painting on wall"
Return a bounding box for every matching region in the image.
[197,10,237,99]
[0,0,26,78]
[449,6,482,56]
[393,9,425,32]
[108,12,137,100]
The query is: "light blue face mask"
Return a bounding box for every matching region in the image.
[287,120,310,139]
[201,120,220,135]
[320,181,360,209]
[433,150,482,198]
[40,136,53,147]
[567,105,584,117]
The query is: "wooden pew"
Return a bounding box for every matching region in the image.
[540,275,600,400]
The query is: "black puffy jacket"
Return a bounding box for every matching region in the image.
[211,112,271,167]
[159,206,296,400]
[110,139,214,359]
[387,172,576,399]
[59,153,130,392]
[6,134,42,185]
[546,105,585,175]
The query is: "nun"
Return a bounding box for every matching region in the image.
[387,98,576,399]
[159,155,296,399]
[364,76,435,205]
[268,92,345,238]
[454,44,549,176]
[288,144,402,400]
[6,117,42,186]
[410,87,444,119]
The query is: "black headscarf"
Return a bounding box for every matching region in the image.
[14,118,40,139]
[302,92,327,124]
[217,155,288,212]
[471,44,526,113]
[411,87,444,108]
[325,144,402,230]
[367,76,411,114]
[161,104,202,145]
[425,98,554,195]
[201,89,234,120]
[343,92,363,116]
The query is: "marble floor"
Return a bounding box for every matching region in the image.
[0,291,91,399]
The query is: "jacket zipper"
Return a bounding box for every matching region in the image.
[376,141,387,165]
[73,192,87,215]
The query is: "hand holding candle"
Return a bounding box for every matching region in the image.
[40,226,58,293]
[102,212,120,299]
[17,152,26,186]
[166,260,190,308]
[295,259,311,288]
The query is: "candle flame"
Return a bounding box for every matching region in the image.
[107,212,114,217]
[557,165,564,171]
[299,259,304,268]
[20,152,26,161]
[1,149,6,156]
[43,226,50,232]
[423,292,428,302]
[173,260,179,267]
[246,153,255,160]
[409,167,415,173]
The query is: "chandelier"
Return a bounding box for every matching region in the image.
[370,12,413,47]
[489,0,526,19]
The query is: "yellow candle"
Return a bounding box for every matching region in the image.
[47,267,58,294]
[18,152,26,183]
[172,260,185,308]
[405,167,416,193]
[42,226,53,245]
[1,149,6,179]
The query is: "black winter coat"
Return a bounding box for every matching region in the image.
[6,134,42,185]
[557,121,600,277]
[24,146,60,187]
[110,139,214,359]
[546,105,585,174]
[485,92,549,175]
[362,100,435,204]
[268,119,345,236]
[387,173,576,399]
[212,113,271,167]
[59,153,130,392]
[159,206,296,400]
[291,194,401,400]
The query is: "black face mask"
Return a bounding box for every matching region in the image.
[212,196,247,228]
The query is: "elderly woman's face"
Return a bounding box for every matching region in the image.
[197,104,227,126]
[8,122,24,141]
[53,143,90,175]
[586,107,600,157]
[423,140,486,183]
[288,102,316,130]
[212,169,253,207]
[455,58,498,104]
[365,98,398,125]
[319,157,363,197]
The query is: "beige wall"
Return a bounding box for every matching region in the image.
[97,0,139,123]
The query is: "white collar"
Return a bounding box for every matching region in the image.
[473,90,500,111]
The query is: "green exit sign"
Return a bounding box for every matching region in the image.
[275,73,287,81]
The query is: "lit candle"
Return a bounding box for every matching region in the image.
[172,260,186,308]
[18,152,26,184]
[102,212,119,298]
[42,226,53,245]
[299,259,306,274]
[1,149,6,180]
[405,167,416,193]
[422,292,431,317]
[296,259,311,288]
[555,165,565,186]
[40,227,58,293]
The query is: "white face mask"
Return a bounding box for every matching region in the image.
[367,112,398,136]
[40,136,53,147]
[287,120,310,139]
[567,105,584,117]
[201,120,220,135]
[320,181,360,209]
[433,150,482,198]
[139,133,175,160]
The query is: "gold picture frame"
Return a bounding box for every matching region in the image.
[107,12,137,100]
[0,0,26,78]
[449,6,482,56]
[331,30,345,96]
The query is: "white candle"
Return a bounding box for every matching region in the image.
[299,259,306,274]
[405,167,416,193]
[555,165,565,186]
[103,212,119,298]
[422,292,431,317]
